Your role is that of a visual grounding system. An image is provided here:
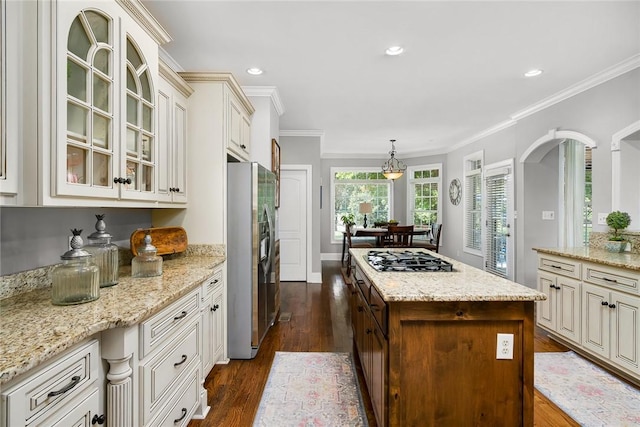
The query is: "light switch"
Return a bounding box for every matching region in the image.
[598,213,608,225]
[542,211,555,220]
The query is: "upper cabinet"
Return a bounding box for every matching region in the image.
[6,0,175,207]
[227,94,252,161]
[156,60,193,205]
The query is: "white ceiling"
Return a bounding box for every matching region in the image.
[142,0,640,159]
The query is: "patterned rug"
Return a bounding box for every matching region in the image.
[253,352,369,426]
[535,351,640,426]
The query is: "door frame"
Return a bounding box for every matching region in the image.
[280,165,314,282]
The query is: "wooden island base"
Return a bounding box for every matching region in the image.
[350,262,535,427]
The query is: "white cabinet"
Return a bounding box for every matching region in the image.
[12,0,172,207]
[536,252,640,383]
[227,94,251,160]
[202,267,225,376]
[152,72,254,244]
[536,256,581,344]
[1,339,103,427]
[0,0,20,205]
[582,268,640,376]
[138,287,203,426]
[156,60,192,205]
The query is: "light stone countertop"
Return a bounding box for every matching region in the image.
[533,247,640,271]
[0,255,225,385]
[350,248,546,303]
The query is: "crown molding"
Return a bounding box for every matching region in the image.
[280,129,325,138]
[158,48,184,73]
[442,120,518,155]
[511,54,640,121]
[242,86,285,116]
[115,0,172,45]
[159,59,194,98]
[179,72,255,115]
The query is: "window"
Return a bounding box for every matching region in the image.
[464,151,483,254]
[331,168,392,243]
[583,147,592,245]
[407,164,442,229]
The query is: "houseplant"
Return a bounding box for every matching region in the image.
[604,210,631,252]
[341,213,355,229]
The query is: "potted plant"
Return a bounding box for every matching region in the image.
[340,213,355,230]
[604,210,631,253]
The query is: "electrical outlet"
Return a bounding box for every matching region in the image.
[542,211,555,220]
[598,213,608,225]
[496,333,514,360]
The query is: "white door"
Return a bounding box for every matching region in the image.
[484,159,514,280]
[279,168,307,281]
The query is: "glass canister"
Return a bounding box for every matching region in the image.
[131,233,163,278]
[51,229,100,305]
[84,214,119,287]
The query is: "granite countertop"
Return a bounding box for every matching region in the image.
[533,247,640,272]
[350,248,546,303]
[0,255,225,385]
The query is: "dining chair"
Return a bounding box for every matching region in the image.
[345,226,375,275]
[386,225,414,247]
[414,223,443,253]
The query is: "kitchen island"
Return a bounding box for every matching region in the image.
[348,248,546,427]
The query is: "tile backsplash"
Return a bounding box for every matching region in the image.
[589,231,639,254]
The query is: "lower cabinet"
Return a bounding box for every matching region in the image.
[351,264,534,426]
[202,266,225,376]
[1,339,103,427]
[536,252,640,383]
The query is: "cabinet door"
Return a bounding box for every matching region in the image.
[171,97,188,204]
[212,286,225,364]
[240,114,251,157]
[610,291,640,375]
[201,295,214,376]
[371,325,387,427]
[228,96,242,152]
[556,276,581,344]
[582,283,610,357]
[156,81,173,203]
[537,272,556,330]
[36,387,100,427]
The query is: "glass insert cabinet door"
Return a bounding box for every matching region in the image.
[54,2,158,202]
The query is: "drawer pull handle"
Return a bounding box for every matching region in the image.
[603,277,618,283]
[174,311,188,321]
[174,408,188,424]
[48,375,81,397]
[549,265,562,269]
[371,304,380,311]
[174,354,188,367]
[213,279,219,284]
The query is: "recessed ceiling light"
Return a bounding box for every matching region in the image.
[246,68,263,76]
[524,69,543,77]
[385,46,404,56]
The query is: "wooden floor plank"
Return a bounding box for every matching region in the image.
[189,261,621,427]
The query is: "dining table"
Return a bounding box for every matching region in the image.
[341,227,431,264]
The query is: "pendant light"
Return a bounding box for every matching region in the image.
[382,139,406,180]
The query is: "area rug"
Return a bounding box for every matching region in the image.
[535,351,640,426]
[253,351,369,426]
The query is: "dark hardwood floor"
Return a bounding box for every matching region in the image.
[189,261,580,427]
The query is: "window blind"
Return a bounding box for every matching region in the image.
[485,170,510,278]
[464,172,482,252]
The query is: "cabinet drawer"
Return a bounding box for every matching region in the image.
[369,285,388,336]
[32,387,100,427]
[140,288,200,358]
[147,366,200,427]
[2,340,99,427]
[140,318,201,425]
[538,255,581,280]
[202,269,223,299]
[583,262,639,294]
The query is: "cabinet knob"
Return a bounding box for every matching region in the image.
[366,328,372,334]
[114,177,122,184]
[124,177,132,185]
[211,304,219,312]
[608,303,616,309]
[602,301,610,306]
[240,144,246,149]
[91,414,106,425]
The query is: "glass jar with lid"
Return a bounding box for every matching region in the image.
[84,214,119,287]
[131,233,163,278]
[51,229,100,305]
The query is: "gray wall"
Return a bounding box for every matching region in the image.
[0,207,152,275]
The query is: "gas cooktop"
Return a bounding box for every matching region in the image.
[366,250,454,272]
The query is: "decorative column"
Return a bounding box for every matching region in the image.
[105,355,133,427]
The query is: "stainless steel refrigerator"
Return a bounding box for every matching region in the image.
[227,162,277,359]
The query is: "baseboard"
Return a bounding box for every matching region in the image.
[321,252,342,261]
[308,271,322,283]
